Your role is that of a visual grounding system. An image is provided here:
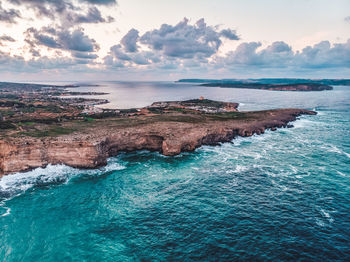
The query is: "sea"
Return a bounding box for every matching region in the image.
[0,82,349,261]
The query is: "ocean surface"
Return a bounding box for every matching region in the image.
[1,82,349,261]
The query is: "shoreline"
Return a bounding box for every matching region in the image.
[0,107,316,176]
[0,81,317,177]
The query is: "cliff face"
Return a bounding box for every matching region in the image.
[0,108,316,176]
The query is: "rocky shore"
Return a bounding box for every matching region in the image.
[0,107,316,176]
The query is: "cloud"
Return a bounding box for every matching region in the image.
[6,0,116,26]
[345,16,350,23]
[0,13,349,78]
[220,39,350,72]
[0,3,21,24]
[296,40,350,68]
[224,42,263,65]
[105,18,240,68]
[139,18,239,59]
[60,29,99,52]
[121,29,139,52]
[107,44,158,66]
[72,7,114,24]
[220,29,239,40]
[71,51,98,59]
[25,27,99,58]
[0,35,15,42]
[104,18,349,77]
[110,44,132,61]
[82,0,117,4]
[0,50,98,73]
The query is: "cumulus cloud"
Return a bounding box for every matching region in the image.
[345,16,350,23]
[0,49,99,73]
[110,44,132,61]
[139,18,239,59]
[6,0,116,26]
[107,44,160,67]
[220,39,350,72]
[71,51,98,60]
[296,40,350,68]
[104,18,240,70]
[0,13,349,78]
[0,3,21,24]
[220,29,239,40]
[25,27,99,59]
[72,7,114,24]
[103,18,350,76]
[121,29,139,53]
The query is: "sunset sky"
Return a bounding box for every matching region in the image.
[0,0,349,81]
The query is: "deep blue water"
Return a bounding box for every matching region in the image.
[0,83,349,261]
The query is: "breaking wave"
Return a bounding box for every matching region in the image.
[0,158,126,216]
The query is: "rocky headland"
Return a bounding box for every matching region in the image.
[0,82,318,176]
[0,100,316,176]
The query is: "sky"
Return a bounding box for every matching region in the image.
[0,0,349,81]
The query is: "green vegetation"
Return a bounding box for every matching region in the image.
[18,121,35,126]
[20,126,77,138]
[147,107,164,114]
[182,99,227,108]
[83,117,95,122]
[207,112,250,121]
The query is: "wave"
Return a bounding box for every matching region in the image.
[232,165,249,173]
[0,158,126,216]
[320,209,334,224]
[293,118,322,129]
[322,144,350,158]
[0,205,11,217]
[336,171,346,177]
[0,164,76,198]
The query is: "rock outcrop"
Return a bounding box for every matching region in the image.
[0,108,316,176]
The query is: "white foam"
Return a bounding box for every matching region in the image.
[315,111,326,116]
[293,119,314,128]
[336,171,346,177]
[320,209,330,218]
[320,209,334,223]
[0,159,126,204]
[316,219,325,227]
[0,164,76,192]
[99,159,126,172]
[323,144,350,158]
[232,165,248,173]
[0,205,11,217]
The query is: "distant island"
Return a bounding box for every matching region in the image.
[178,78,350,85]
[199,82,332,91]
[0,81,317,176]
[178,78,350,91]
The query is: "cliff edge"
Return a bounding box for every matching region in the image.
[0,106,316,176]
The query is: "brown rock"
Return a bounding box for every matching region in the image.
[0,108,316,176]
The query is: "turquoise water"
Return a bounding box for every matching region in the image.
[1,85,350,261]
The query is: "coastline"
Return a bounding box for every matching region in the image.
[0,107,316,176]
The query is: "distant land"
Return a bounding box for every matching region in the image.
[0,81,316,176]
[177,78,350,91]
[199,82,332,91]
[178,78,350,86]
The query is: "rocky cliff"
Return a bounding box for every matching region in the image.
[0,108,316,176]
